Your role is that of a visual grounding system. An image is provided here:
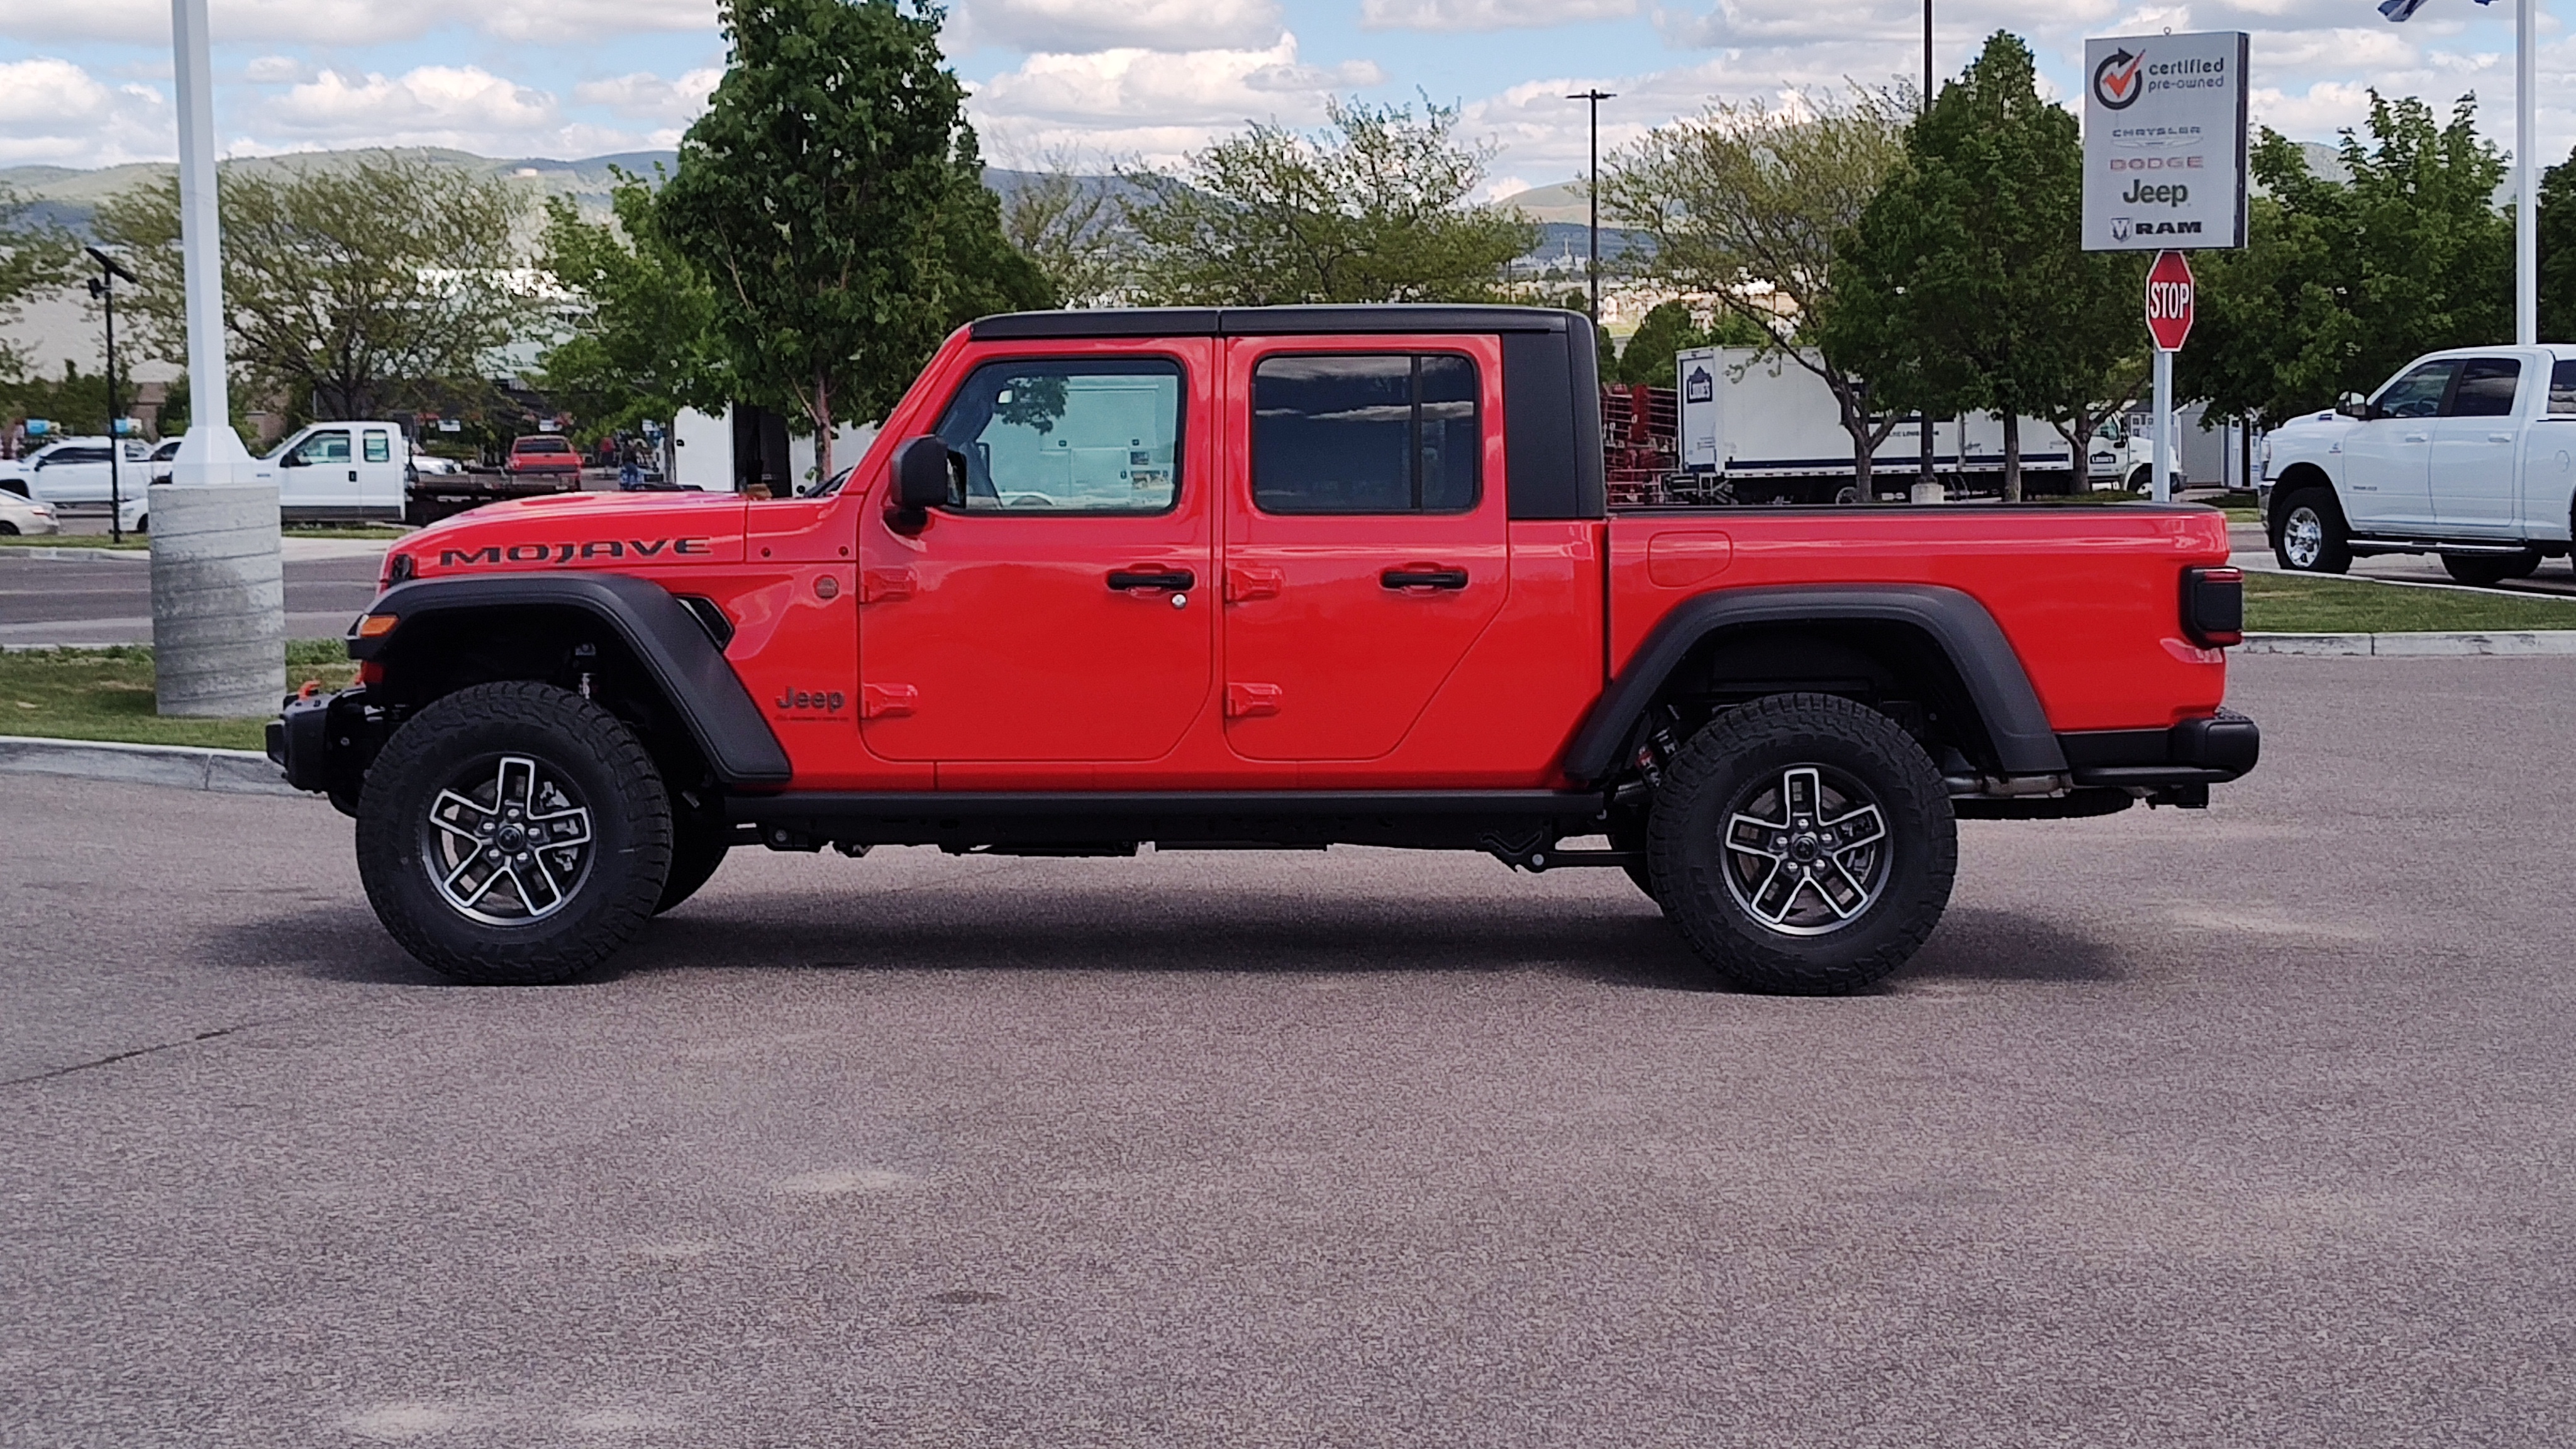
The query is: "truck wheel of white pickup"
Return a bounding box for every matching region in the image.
[2272,487,2351,574]
[1648,692,1957,994]
[355,680,674,984]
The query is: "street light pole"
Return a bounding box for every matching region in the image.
[1567,88,1615,323]
[84,247,135,543]
[2516,0,2535,344]
[1923,0,1933,109]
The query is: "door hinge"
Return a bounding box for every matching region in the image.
[862,568,916,603]
[860,684,918,719]
[1224,682,1282,719]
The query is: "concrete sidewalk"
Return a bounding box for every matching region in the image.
[0,734,305,797]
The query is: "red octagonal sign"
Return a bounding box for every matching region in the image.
[2145,249,2194,352]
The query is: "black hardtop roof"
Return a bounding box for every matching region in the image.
[969,304,1580,342]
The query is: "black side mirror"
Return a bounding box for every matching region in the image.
[889,435,958,512]
[2336,391,2374,421]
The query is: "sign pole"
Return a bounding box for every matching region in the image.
[2151,345,2174,503]
[2517,0,2536,344]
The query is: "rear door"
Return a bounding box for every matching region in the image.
[858,342,1215,765]
[2341,360,2450,531]
[2428,355,2525,535]
[31,445,110,503]
[355,426,405,517]
[1219,336,1509,762]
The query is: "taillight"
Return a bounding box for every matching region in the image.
[2183,566,2243,648]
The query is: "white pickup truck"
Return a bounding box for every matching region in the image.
[2261,345,2576,585]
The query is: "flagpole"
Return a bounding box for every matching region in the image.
[2516,0,2535,344]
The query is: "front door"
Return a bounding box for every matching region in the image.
[1219,338,1509,762]
[859,345,1214,765]
[2341,360,2451,532]
[283,428,356,513]
[2429,355,2525,535]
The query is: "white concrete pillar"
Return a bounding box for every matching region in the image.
[150,484,285,715]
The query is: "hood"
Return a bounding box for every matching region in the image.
[390,490,751,585]
[2269,408,2354,438]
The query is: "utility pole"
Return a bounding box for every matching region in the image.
[1567,88,1615,323]
[155,0,284,718]
[1923,0,1933,108]
[1917,13,1937,498]
[84,246,136,543]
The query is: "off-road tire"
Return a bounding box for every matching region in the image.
[2272,487,2352,574]
[2442,551,2541,587]
[357,681,671,984]
[1648,693,1957,994]
[655,816,730,914]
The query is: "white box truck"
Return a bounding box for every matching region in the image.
[1676,347,2098,501]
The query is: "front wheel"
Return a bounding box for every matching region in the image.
[1648,694,1957,994]
[2272,489,2352,574]
[356,682,672,984]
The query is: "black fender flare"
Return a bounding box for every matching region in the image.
[350,572,792,787]
[1562,584,2068,784]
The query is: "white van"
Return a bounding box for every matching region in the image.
[250,422,408,522]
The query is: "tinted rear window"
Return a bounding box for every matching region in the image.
[1250,353,1479,514]
[2446,357,2521,418]
[516,438,573,453]
[2553,359,2576,416]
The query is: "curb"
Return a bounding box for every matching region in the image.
[1,545,152,562]
[2240,631,2576,657]
[0,734,306,797]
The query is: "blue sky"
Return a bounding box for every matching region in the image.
[0,0,2567,197]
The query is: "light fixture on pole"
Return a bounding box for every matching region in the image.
[154,0,284,718]
[84,245,136,544]
[1567,88,1615,323]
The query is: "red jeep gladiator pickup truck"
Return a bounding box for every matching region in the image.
[272,306,2256,992]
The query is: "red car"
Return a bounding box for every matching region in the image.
[503,433,582,480]
[274,306,2255,992]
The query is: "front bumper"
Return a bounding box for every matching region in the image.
[267,686,377,814]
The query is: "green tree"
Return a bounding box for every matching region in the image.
[1824,33,2139,501]
[2182,96,2510,426]
[1613,301,1698,385]
[534,172,731,442]
[1120,97,1536,306]
[0,188,75,381]
[657,0,1051,486]
[2537,142,2575,343]
[1601,86,1909,491]
[91,155,539,426]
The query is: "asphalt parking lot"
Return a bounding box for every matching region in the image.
[0,548,383,647]
[6,653,2575,1447]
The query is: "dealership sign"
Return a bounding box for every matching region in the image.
[2082,30,2249,252]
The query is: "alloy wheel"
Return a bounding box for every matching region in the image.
[2282,506,2325,569]
[420,754,596,925]
[1721,763,1891,936]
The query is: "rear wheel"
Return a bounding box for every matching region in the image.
[2273,488,2352,574]
[357,682,671,984]
[1648,694,1956,994]
[2441,551,2541,586]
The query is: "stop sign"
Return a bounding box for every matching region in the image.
[2145,250,2195,352]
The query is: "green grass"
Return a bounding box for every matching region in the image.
[0,640,355,750]
[2245,572,2576,634]
[0,532,147,548]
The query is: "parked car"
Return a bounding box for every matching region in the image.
[0,489,59,535]
[242,422,411,523]
[505,434,582,481]
[2262,345,2576,584]
[147,437,181,483]
[275,304,2257,992]
[3,437,154,505]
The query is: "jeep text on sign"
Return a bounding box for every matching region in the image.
[2082,30,2249,252]
[2145,250,2194,351]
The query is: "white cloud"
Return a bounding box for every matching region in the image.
[0,57,170,166]
[1361,0,1636,32]
[0,0,713,45]
[236,66,633,158]
[955,0,1282,53]
[573,67,723,124]
[241,55,309,85]
[969,31,1384,164]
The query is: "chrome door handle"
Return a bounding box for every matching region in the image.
[2489,432,2515,443]
[2402,432,2430,443]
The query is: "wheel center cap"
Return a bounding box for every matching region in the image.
[497,824,527,850]
[1789,835,1821,862]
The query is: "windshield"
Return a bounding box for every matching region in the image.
[809,464,855,497]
